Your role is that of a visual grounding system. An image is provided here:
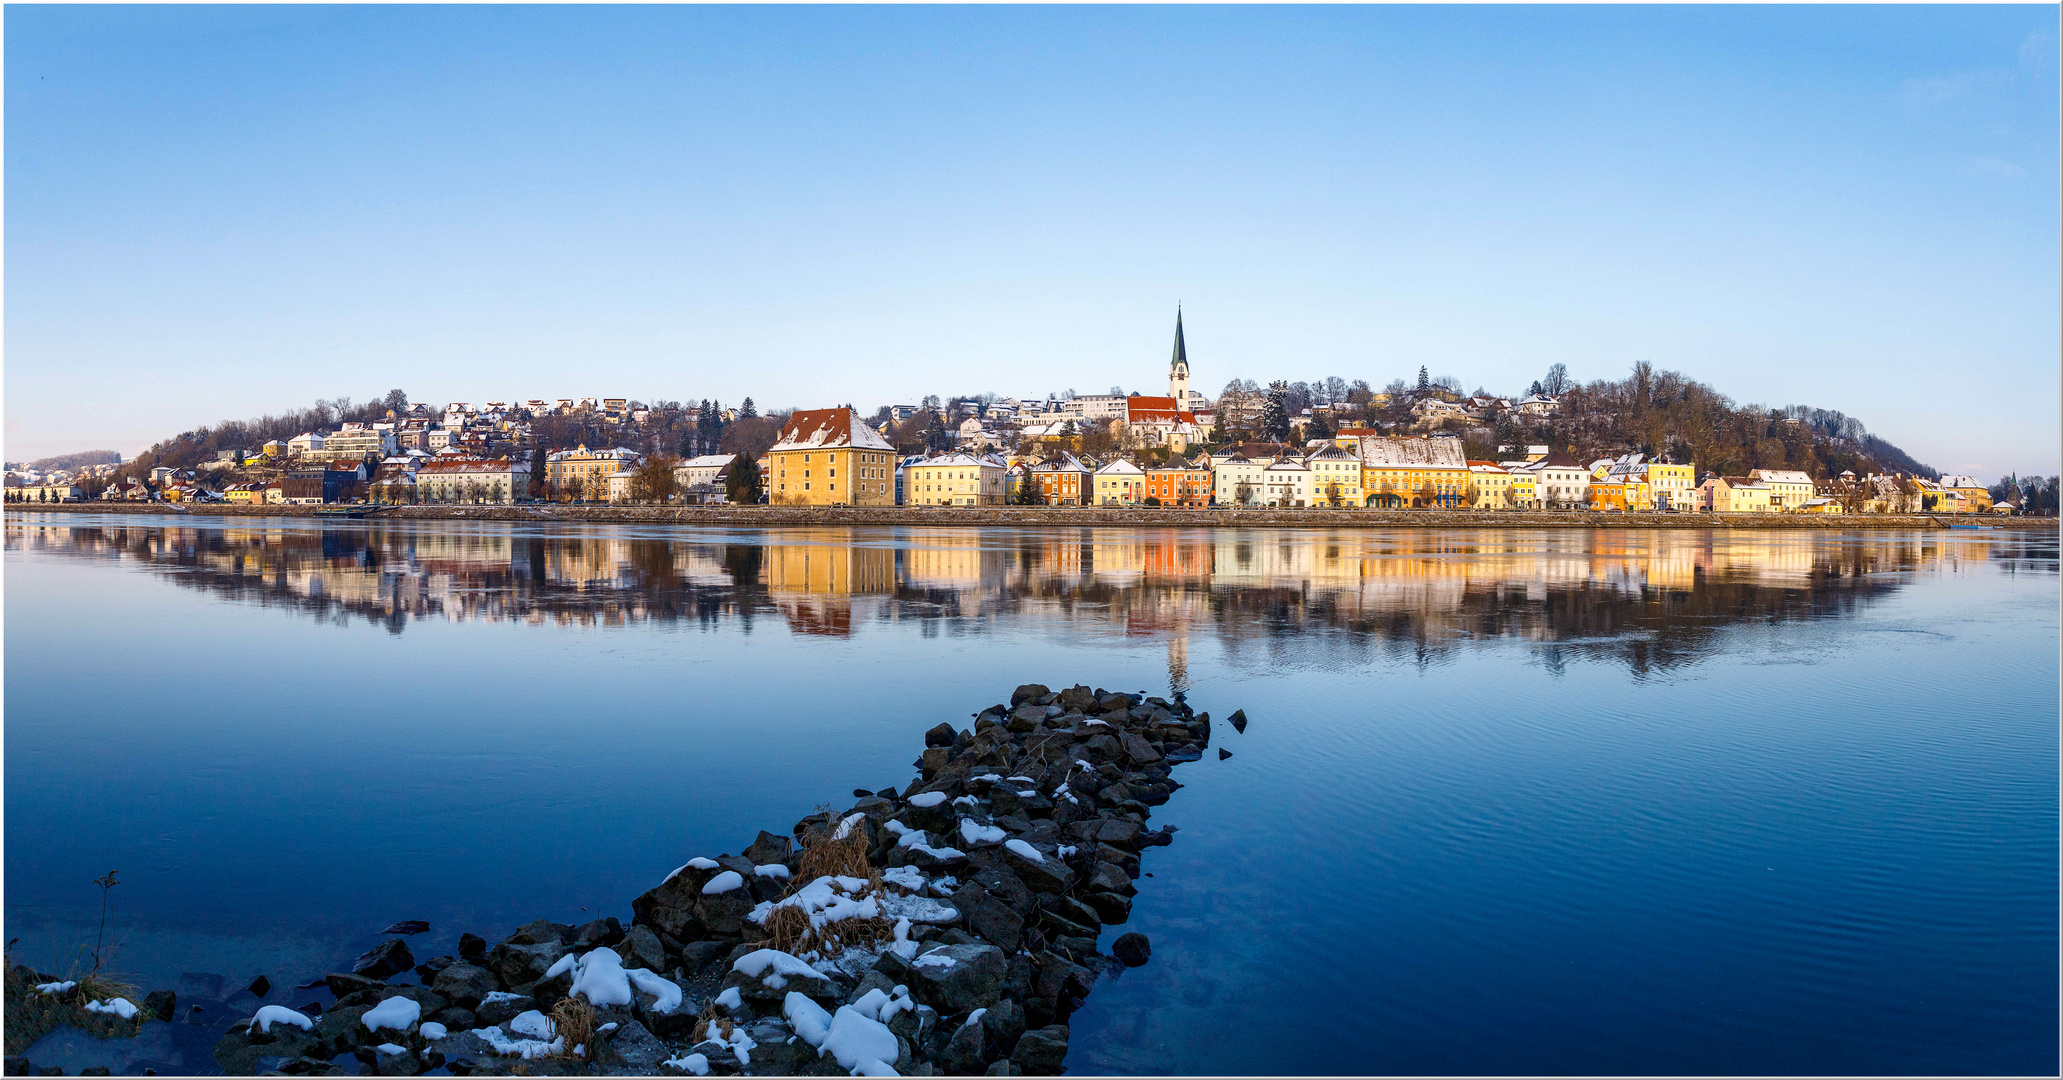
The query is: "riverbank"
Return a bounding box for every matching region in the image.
[25,682,1219,1076]
[10,502,2054,531]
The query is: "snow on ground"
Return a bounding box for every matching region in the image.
[628,966,684,1014]
[509,1011,555,1039]
[568,946,633,1007]
[375,1044,407,1056]
[1003,839,1044,862]
[906,792,948,808]
[83,999,137,1020]
[702,871,746,895]
[420,1022,448,1040]
[34,982,75,995]
[958,819,1006,846]
[361,996,420,1033]
[732,948,831,990]
[754,864,791,879]
[663,1052,711,1076]
[252,1006,314,1034]
[470,1024,563,1059]
[714,987,743,1011]
[664,857,720,884]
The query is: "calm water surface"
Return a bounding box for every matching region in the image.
[5,514,2055,1074]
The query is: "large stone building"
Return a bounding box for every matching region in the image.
[766,407,897,506]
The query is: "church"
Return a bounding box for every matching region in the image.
[1122,310,1215,452]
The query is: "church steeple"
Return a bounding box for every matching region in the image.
[1168,307,1191,405]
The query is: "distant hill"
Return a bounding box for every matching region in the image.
[28,449,120,472]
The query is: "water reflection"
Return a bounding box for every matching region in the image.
[10,516,2046,677]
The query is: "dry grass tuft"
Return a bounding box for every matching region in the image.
[760,902,813,955]
[548,996,597,1059]
[797,825,873,883]
[692,1016,735,1044]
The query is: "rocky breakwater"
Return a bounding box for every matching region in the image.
[210,682,1224,1077]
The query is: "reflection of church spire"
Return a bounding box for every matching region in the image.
[1167,629,1190,697]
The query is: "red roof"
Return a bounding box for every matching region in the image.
[1124,396,1199,425]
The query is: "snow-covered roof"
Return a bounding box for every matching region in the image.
[1095,458,1144,475]
[1754,469,1815,485]
[678,454,736,469]
[1938,474,1984,490]
[772,408,894,452]
[1356,436,1466,468]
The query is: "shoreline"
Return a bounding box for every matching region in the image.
[140,682,1219,1076]
[8,503,2054,531]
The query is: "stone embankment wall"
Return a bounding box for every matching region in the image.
[11,502,2055,531]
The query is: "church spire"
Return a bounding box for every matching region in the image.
[1170,307,1188,374]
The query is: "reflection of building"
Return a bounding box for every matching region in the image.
[9,518,1985,669]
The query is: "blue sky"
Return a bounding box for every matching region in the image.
[6,5,2057,476]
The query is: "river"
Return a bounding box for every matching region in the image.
[4,513,2055,1074]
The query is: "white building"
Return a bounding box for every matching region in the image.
[1261,459,1312,508]
[1212,453,1270,506]
[903,453,1006,507]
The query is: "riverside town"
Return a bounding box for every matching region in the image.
[6,313,2054,519]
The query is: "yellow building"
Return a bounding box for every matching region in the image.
[1306,445,1362,506]
[1645,461,1697,511]
[1358,436,1470,508]
[546,446,642,501]
[1701,475,1773,513]
[1466,461,1512,509]
[1750,469,1817,511]
[766,408,897,507]
[1937,475,1992,513]
[903,453,1005,506]
[1507,471,1536,508]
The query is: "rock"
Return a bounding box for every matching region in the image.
[457,933,487,962]
[1110,933,1150,967]
[1218,748,1232,760]
[599,1019,671,1071]
[949,881,1023,953]
[979,999,1027,1059]
[1009,684,1050,707]
[678,939,730,974]
[472,992,533,1028]
[1000,843,1072,895]
[1011,1025,1069,1075]
[530,969,573,1010]
[985,1060,1019,1076]
[484,936,565,990]
[310,1004,373,1057]
[430,963,494,1007]
[935,1018,986,1074]
[1140,825,1177,848]
[246,974,271,998]
[723,949,842,1003]
[141,989,177,1022]
[1057,685,1096,711]
[617,924,667,971]
[3,1057,30,1077]
[1119,733,1163,766]
[413,956,456,983]
[1081,891,1132,925]
[505,919,573,946]
[924,722,959,748]
[1088,862,1134,896]
[575,917,624,950]
[351,939,415,980]
[904,943,1008,1013]
[324,972,384,999]
[1065,817,1145,851]
[919,746,953,778]
[1228,709,1247,733]
[743,829,793,865]
[432,1006,476,1030]
[381,920,431,936]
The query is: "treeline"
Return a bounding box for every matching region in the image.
[1205,360,1938,482]
[115,390,412,480]
[24,449,120,472]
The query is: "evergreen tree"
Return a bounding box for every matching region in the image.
[740,397,758,419]
[925,412,951,453]
[1417,366,1430,392]
[1260,381,1291,442]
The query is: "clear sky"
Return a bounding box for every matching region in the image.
[6,5,2057,477]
